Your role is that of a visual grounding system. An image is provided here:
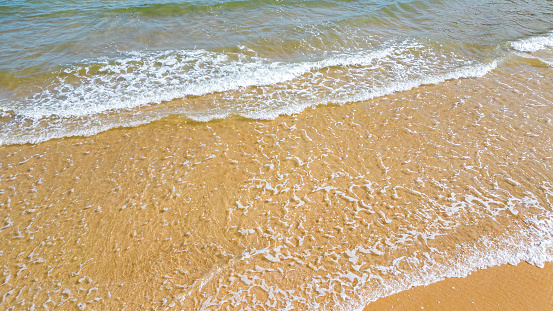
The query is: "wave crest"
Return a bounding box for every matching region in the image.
[511,31,553,52]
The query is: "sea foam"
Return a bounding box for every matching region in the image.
[511,31,553,52]
[0,39,497,145]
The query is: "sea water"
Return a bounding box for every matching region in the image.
[1,0,553,310]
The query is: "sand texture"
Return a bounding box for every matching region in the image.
[1,61,552,309]
[364,262,553,310]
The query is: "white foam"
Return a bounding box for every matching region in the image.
[165,172,553,311]
[232,60,498,121]
[0,111,165,145]
[511,31,553,52]
[6,48,395,120]
[0,40,499,145]
[337,60,499,105]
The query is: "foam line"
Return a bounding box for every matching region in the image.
[511,31,553,52]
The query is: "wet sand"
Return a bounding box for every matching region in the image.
[364,262,553,310]
[1,61,552,309]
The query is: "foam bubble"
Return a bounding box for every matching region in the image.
[0,39,499,145]
[5,48,395,120]
[511,31,553,52]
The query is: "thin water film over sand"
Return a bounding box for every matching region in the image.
[1,62,553,309]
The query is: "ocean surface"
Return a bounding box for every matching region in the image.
[1,0,553,310]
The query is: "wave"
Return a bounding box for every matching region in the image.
[0,39,499,145]
[3,46,398,120]
[511,31,553,52]
[187,59,498,122]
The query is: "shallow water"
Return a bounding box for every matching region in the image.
[1,0,553,310]
[1,0,553,144]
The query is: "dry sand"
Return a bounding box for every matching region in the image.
[364,262,553,310]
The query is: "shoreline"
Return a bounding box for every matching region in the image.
[364,262,553,310]
[1,62,552,309]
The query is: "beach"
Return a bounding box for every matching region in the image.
[1,0,553,309]
[2,61,553,309]
[365,262,553,310]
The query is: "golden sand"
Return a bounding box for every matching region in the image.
[364,262,553,310]
[1,62,552,309]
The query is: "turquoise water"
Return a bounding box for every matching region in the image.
[0,0,552,144]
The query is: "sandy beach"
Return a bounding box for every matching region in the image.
[2,2,553,308]
[1,60,553,309]
[365,262,553,310]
